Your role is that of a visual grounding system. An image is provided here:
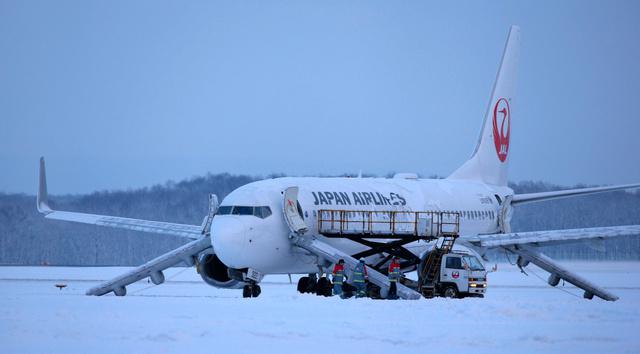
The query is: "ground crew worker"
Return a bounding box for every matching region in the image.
[387,256,401,300]
[353,258,368,298]
[332,259,346,297]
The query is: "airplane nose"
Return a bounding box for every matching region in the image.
[211,217,247,268]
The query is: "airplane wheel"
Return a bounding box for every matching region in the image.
[367,282,381,299]
[342,283,355,299]
[297,277,309,293]
[306,277,318,294]
[252,285,261,298]
[242,285,252,298]
[316,277,332,297]
[442,286,458,299]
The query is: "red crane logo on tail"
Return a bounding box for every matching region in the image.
[492,98,511,162]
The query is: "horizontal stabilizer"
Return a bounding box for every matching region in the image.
[512,183,640,205]
[464,225,640,248]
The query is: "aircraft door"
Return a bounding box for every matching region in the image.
[283,187,308,235]
[498,195,513,233]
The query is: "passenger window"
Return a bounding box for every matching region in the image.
[446,257,463,269]
[217,206,232,215]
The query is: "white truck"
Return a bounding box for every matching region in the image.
[433,252,488,298]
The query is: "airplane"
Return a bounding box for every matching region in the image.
[36,25,640,301]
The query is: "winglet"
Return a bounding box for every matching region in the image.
[37,157,53,214]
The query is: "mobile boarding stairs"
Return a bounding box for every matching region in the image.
[283,187,460,300]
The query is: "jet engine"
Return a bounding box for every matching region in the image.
[197,251,244,289]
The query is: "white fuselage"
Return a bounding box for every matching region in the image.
[211,176,512,274]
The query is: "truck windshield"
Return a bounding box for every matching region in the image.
[462,255,485,271]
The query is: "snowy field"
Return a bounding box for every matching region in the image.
[1,262,639,354]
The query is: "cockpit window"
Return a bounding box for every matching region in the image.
[217,205,272,219]
[232,206,253,215]
[254,206,272,219]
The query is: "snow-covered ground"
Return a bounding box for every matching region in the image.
[0,262,638,354]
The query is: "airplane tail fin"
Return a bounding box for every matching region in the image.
[448,26,520,186]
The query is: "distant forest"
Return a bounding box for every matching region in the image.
[1,175,639,266]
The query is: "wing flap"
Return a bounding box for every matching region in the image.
[465,225,640,248]
[86,236,211,296]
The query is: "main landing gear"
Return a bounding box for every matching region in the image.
[242,280,261,298]
[297,273,332,297]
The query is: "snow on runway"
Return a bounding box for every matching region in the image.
[1,262,639,354]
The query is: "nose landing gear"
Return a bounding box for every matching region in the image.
[242,280,261,298]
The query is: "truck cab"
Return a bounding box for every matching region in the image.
[438,252,487,298]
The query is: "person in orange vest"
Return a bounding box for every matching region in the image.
[387,256,401,300]
[332,259,346,298]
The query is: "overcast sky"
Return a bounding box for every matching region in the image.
[1,1,639,194]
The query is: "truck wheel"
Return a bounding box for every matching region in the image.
[442,286,458,298]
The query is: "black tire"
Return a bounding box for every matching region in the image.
[297,277,309,294]
[442,285,458,298]
[317,277,332,297]
[366,282,381,299]
[306,277,318,294]
[252,285,261,298]
[242,285,252,298]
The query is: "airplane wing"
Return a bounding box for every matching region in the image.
[37,157,204,240]
[462,225,640,301]
[512,183,640,205]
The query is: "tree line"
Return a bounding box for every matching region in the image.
[0,175,638,265]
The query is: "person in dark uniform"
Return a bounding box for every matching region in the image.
[353,258,368,298]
